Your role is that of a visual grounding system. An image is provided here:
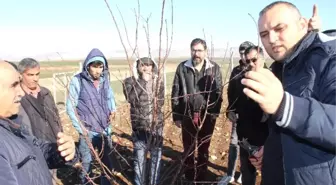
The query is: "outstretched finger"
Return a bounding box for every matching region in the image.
[312,4,318,18]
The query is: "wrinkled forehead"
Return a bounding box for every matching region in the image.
[258,5,298,32]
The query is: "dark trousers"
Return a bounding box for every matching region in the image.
[181,115,216,182]
[240,147,257,185]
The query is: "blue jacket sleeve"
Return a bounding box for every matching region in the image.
[0,145,19,185]
[274,57,336,152]
[104,85,116,136]
[107,85,116,112]
[66,77,83,134]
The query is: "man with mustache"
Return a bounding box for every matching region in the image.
[0,61,77,185]
[242,1,336,184]
[171,38,223,182]
[220,46,269,185]
[66,48,116,185]
[17,58,63,184]
[18,58,62,143]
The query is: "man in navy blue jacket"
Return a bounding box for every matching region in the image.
[66,48,116,185]
[242,1,336,185]
[0,61,78,185]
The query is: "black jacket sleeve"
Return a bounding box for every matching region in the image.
[208,64,223,115]
[227,67,239,113]
[171,64,184,122]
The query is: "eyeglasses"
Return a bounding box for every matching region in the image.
[245,58,257,64]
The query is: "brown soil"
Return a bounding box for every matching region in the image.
[55,90,262,185]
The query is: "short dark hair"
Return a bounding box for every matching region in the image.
[259,1,301,17]
[239,41,255,54]
[190,38,207,50]
[244,46,264,57]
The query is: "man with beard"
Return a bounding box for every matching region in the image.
[171,38,223,182]
[243,1,336,184]
[66,48,116,185]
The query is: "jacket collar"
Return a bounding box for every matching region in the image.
[282,31,316,65]
[21,84,51,98]
[0,118,21,134]
[21,84,41,98]
[184,58,214,71]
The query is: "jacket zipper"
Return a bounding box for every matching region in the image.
[16,155,36,169]
[281,63,287,185]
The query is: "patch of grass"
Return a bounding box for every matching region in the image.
[40,69,77,79]
[49,60,270,105]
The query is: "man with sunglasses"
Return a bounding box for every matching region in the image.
[221,45,269,185]
[220,41,254,185]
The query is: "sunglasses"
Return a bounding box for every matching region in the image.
[245,58,258,64]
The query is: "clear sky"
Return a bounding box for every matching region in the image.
[0,0,335,60]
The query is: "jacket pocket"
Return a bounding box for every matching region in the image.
[16,155,37,169]
[292,161,334,185]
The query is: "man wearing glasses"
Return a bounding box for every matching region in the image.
[171,38,223,182]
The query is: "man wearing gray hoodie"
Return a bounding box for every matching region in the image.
[123,57,165,185]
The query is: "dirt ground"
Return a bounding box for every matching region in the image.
[56,90,262,185]
[38,61,262,185]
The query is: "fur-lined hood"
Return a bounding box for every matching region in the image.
[132,57,159,79]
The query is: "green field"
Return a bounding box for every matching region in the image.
[53,68,235,106]
[39,58,274,105]
[53,72,177,106]
[30,58,236,79]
